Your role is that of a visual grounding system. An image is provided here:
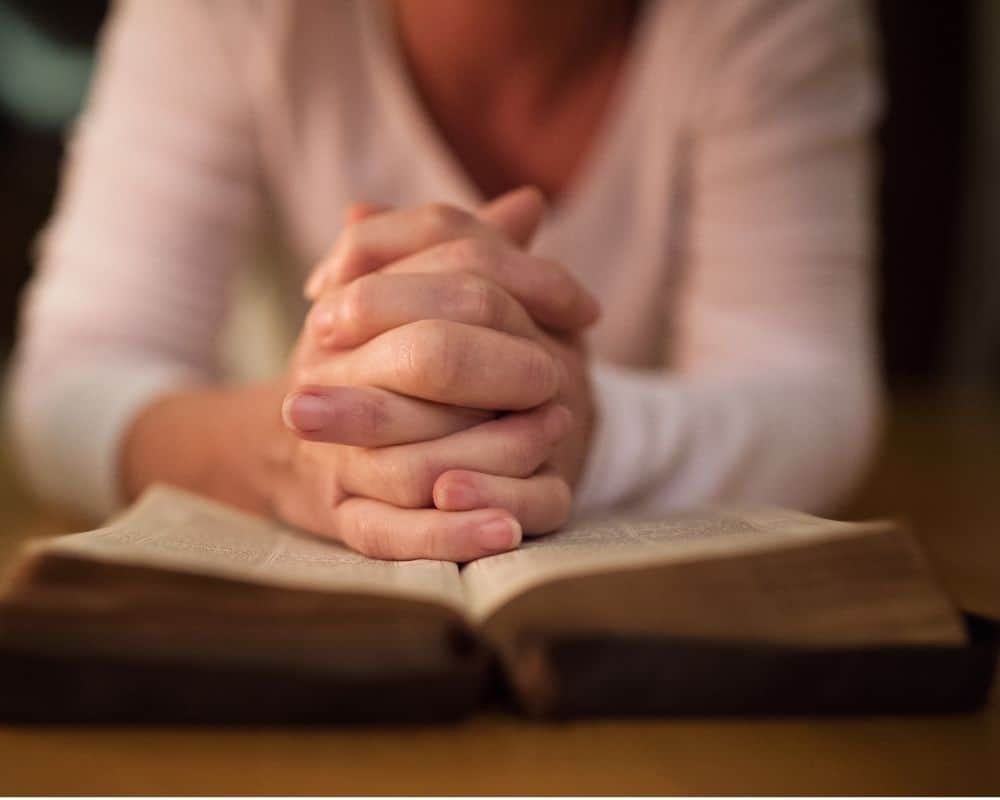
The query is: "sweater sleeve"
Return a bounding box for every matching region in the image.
[575,0,883,515]
[7,0,260,519]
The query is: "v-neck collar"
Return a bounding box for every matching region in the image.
[359,0,660,230]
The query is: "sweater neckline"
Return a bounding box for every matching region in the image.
[359,0,660,229]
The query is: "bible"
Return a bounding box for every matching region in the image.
[0,485,994,722]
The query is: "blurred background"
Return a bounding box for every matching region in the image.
[0,1,998,539]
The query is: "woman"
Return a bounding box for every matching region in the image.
[9,0,883,561]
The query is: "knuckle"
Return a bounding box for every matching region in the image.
[422,202,469,231]
[370,450,433,508]
[337,225,365,261]
[338,276,377,332]
[441,236,498,272]
[338,506,375,557]
[505,425,552,476]
[335,226,379,280]
[289,354,335,390]
[289,362,313,388]
[476,282,507,330]
[533,258,575,309]
[402,319,463,395]
[453,274,502,328]
[344,514,374,556]
[550,477,573,524]
[521,345,559,401]
[419,523,447,561]
[373,525,402,560]
[404,455,439,507]
[356,519,396,560]
[551,267,584,316]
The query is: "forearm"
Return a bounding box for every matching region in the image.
[575,360,882,515]
[121,383,286,516]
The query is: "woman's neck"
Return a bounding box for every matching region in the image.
[391,0,636,107]
[388,0,639,199]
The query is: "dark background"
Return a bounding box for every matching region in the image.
[0,0,996,390]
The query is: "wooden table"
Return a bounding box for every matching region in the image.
[1,393,999,795]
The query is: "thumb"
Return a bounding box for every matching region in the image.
[477,186,546,248]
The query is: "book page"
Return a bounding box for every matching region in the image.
[39,485,466,614]
[460,506,890,622]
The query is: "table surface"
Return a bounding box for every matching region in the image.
[1,393,999,795]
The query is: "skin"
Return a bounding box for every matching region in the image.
[294,190,598,533]
[392,0,637,198]
[122,2,633,561]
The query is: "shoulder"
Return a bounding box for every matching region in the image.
[658,0,873,52]
[233,1,368,67]
[103,0,368,75]
[640,0,878,127]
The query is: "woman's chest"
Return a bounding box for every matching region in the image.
[408,57,629,202]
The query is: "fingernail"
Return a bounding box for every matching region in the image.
[545,404,574,439]
[282,392,329,433]
[478,516,522,552]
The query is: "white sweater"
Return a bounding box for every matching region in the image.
[9,0,884,520]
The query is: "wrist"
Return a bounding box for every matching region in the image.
[121,382,287,517]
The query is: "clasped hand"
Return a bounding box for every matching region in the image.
[266,188,599,561]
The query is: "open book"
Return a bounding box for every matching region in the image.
[0,486,994,722]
